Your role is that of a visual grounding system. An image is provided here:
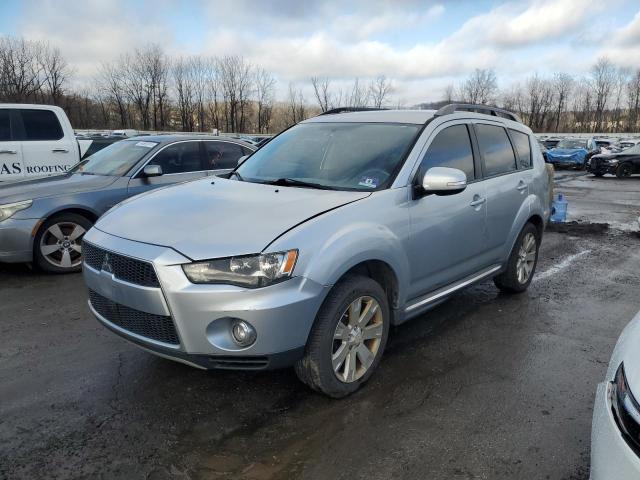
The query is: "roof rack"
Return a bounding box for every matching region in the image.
[319,107,388,115]
[434,103,522,123]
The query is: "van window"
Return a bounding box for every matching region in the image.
[419,125,475,181]
[20,109,64,141]
[475,124,517,176]
[0,110,10,141]
[509,129,532,168]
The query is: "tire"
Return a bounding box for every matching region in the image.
[616,163,632,178]
[295,275,390,398]
[34,213,93,273]
[593,172,604,177]
[493,223,540,294]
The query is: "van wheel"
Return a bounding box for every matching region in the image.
[494,223,540,293]
[34,213,93,274]
[295,275,390,398]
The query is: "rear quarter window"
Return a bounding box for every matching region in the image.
[20,109,64,141]
[0,110,10,141]
[509,129,532,169]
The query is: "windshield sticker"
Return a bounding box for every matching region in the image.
[135,141,158,148]
[358,176,379,188]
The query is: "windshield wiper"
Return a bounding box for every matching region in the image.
[263,178,334,190]
[231,171,244,181]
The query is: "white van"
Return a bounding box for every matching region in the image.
[0,104,81,182]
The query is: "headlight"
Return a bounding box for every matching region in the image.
[0,200,33,222]
[608,159,619,165]
[182,250,298,287]
[611,363,640,451]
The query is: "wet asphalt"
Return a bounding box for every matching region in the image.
[1,171,639,480]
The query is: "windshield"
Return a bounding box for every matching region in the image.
[236,122,421,191]
[556,139,587,149]
[621,144,640,155]
[70,140,159,176]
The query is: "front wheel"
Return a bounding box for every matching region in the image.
[34,213,93,273]
[494,223,540,293]
[616,163,633,178]
[295,275,390,398]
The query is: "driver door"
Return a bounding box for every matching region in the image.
[407,122,490,300]
[127,140,207,196]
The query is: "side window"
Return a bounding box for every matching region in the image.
[475,124,517,177]
[509,129,532,169]
[0,110,10,141]
[418,124,475,181]
[148,142,202,174]
[204,142,245,170]
[19,109,64,141]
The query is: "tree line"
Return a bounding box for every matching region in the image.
[2,35,640,134]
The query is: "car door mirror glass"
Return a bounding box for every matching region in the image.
[143,164,163,177]
[421,166,467,195]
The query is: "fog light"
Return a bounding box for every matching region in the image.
[231,320,256,347]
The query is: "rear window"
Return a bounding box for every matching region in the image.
[0,110,10,141]
[475,124,517,177]
[509,129,532,169]
[20,109,64,141]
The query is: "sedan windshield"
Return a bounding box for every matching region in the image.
[70,140,159,176]
[236,122,421,191]
[621,144,640,155]
[556,139,587,149]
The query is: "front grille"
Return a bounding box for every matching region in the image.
[88,289,179,345]
[83,242,160,288]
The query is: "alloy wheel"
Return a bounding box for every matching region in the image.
[516,232,536,284]
[39,222,85,269]
[332,296,384,383]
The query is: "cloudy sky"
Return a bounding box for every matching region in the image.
[1,0,640,104]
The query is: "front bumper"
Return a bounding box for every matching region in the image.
[83,227,329,370]
[590,382,640,479]
[0,217,40,263]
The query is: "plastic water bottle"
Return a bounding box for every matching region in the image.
[550,193,568,223]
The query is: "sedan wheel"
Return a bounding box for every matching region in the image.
[332,296,384,383]
[39,221,86,269]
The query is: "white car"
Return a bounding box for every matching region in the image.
[591,310,640,479]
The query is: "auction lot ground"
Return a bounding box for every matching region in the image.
[1,171,639,480]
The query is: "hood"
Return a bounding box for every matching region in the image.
[0,173,117,204]
[548,148,587,156]
[95,177,370,260]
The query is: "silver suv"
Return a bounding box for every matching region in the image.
[82,105,551,397]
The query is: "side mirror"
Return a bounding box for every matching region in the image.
[237,155,248,167]
[419,167,467,196]
[143,164,163,177]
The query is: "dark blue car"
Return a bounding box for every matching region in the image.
[546,138,598,169]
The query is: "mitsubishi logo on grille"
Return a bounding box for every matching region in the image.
[101,253,114,274]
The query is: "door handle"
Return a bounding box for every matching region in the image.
[470,197,486,207]
[516,181,527,191]
[0,149,17,154]
[52,148,69,153]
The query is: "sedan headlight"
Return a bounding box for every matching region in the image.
[0,200,33,222]
[182,250,298,288]
[611,363,640,452]
[608,159,619,165]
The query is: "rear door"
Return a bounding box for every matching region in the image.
[126,140,208,196]
[0,109,24,181]
[473,122,529,262]
[17,109,77,177]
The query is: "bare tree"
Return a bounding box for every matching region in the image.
[346,78,369,107]
[218,55,253,132]
[627,69,640,132]
[459,69,498,105]
[525,74,554,131]
[311,76,333,112]
[286,83,306,125]
[443,83,455,103]
[552,73,573,132]
[591,57,616,132]
[255,67,275,133]
[0,36,47,102]
[369,75,393,108]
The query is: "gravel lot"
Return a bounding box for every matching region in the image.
[1,170,639,480]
